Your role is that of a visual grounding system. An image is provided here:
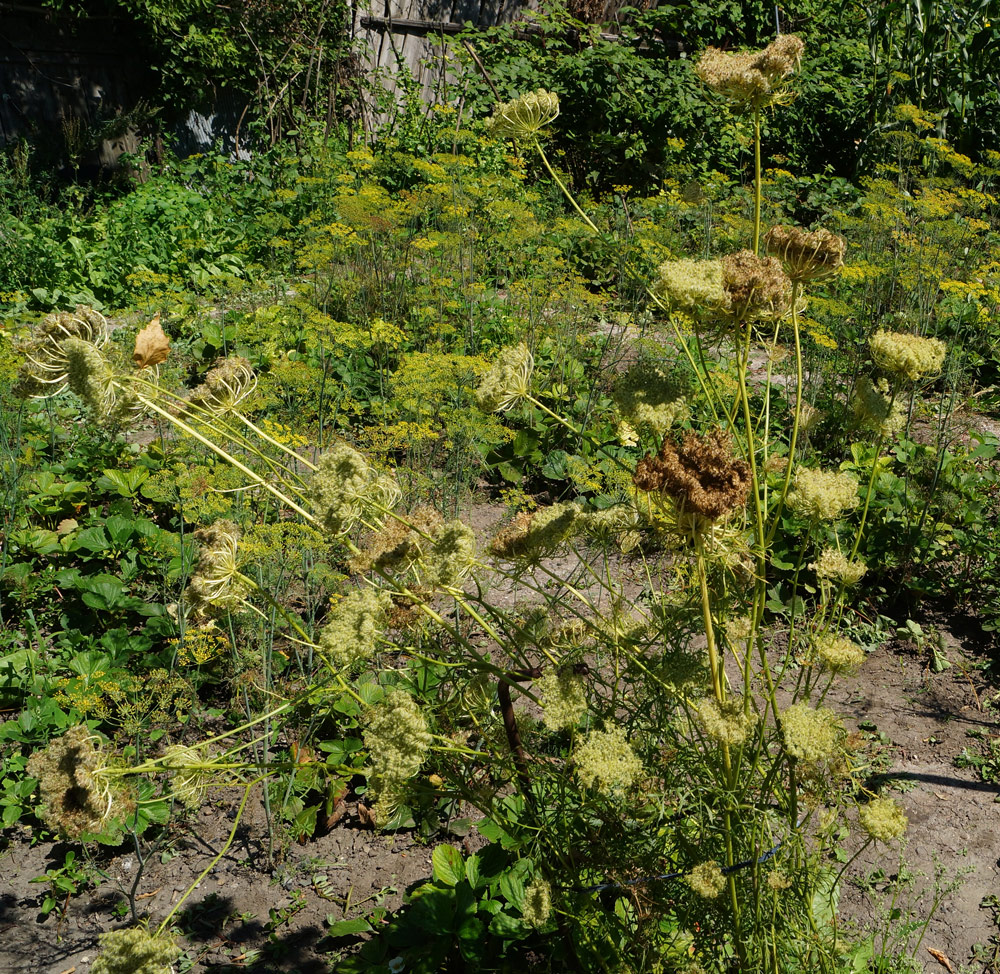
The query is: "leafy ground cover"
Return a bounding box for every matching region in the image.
[3,22,1000,974]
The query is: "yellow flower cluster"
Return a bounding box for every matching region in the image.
[786,467,859,521]
[858,796,908,841]
[780,703,844,765]
[813,632,866,674]
[574,724,644,794]
[536,669,588,731]
[869,330,947,381]
[809,548,867,586]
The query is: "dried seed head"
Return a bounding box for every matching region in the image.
[721,250,792,320]
[27,726,115,839]
[422,519,477,588]
[488,89,560,140]
[764,225,846,282]
[633,430,751,522]
[869,330,947,382]
[696,35,805,109]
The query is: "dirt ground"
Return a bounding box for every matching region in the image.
[3,590,1000,973]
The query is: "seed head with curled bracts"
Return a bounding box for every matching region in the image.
[14,306,111,399]
[764,225,846,282]
[488,89,560,140]
[633,430,751,522]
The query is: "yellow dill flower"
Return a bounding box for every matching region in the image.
[475,343,534,412]
[685,860,727,899]
[809,548,867,586]
[536,669,588,731]
[858,796,908,841]
[813,632,866,674]
[780,703,844,765]
[90,926,181,974]
[869,330,947,381]
[574,724,643,794]
[488,89,560,140]
[786,467,859,521]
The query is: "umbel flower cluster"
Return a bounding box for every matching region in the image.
[13,306,111,399]
[184,520,252,619]
[90,926,180,974]
[696,34,805,108]
[653,251,792,321]
[488,89,561,140]
[870,329,947,382]
[306,442,401,536]
[633,430,751,522]
[786,467,859,521]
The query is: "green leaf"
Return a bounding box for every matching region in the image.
[326,916,373,938]
[432,844,464,887]
[465,854,481,890]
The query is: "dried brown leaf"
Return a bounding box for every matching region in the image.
[133,313,170,369]
[927,947,957,973]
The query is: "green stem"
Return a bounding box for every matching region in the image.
[753,106,763,255]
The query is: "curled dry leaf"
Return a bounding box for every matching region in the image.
[133,312,170,369]
[927,947,956,973]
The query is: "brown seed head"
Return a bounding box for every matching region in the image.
[633,430,751,520]
[721,251,792,320]
[764,225,846,282]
